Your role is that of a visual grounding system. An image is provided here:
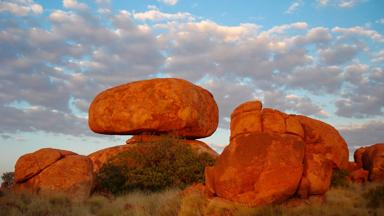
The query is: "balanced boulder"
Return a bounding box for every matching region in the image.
[88,78,218,139]
[14,148,94,200]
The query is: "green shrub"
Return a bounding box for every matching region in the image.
[331,169,349,188]
[364,184,384,209]
[1,172,14,191]
[96,136,216,195]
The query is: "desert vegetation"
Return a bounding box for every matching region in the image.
[95,136,215,195]
[1,181,384,216]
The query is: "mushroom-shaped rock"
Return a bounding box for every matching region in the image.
[88,78,219,139]
[14,149,94,201]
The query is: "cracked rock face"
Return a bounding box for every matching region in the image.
[14,148,94,201]
[88,78,219,139]
[205,100,349,206]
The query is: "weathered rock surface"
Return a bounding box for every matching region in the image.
[355,143,384,182]
[296,115,349,170]
[88,78,219,139]
[14,148,75,183]
[89,135,218,173]
[348,169,369,183]
[14,149,94,200]
[205,100,350,206]
[205,132,305,206]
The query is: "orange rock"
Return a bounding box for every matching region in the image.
[14,148,75,183]
[359,143,384,181]
[88,144,137,173]
[261,108,287,134]
[298,153,334,196]
[88,78,218,139]
[230,101,262,140]
[348,169,369,183]
[285,115,304,138]
[206,101,350,206]
[295,115,349,170]
[205,132,305,206]
[347,162,360,173]
[14,151,94,201]
[354,147,366,168]
[89,135,218,173]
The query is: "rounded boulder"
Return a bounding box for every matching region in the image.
[88,78,219,139]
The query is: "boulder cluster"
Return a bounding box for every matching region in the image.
[10,78,384,205]
[204,101,349,206]
[12,78,219,200]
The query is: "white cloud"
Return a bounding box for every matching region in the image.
[133,9,194,22]
[333,26,384,42]
[320,44,362,65]
[317,0,365,8]
[338,0,362,8]
[317,0,330,6]
[372,50,384,63]
[0,0,43,16]
[0,6,383,144]
[63,0,88,10]
[339,121,384,148]
[285,1,302,14]
[157,0,178,6]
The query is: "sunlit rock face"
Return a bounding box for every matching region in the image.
[14,148,94,201]
[355,143,384,182]
[88,78,219,139]
[88,135,218,173]
[205,100,350,206]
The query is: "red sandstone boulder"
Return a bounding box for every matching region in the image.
[14,148,75,183]
[348,169,369,183]
[205,100,350,206]
[293,115,349,197]
[14,149,94,200]
[89,135,218,173]
[356,143,384,182]
[295,115,349,170]
[88,78,218,139]
[205,132,305,206]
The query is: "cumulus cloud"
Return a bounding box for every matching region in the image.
[320,44,362,65]
[157,0,178,6]
[263,91,327,117]
[133,9,194,22]
[0,6,382,147]
[63,0,88,10]
[333,26,384,42]
[339,121,384,149]
[0,0,43,16]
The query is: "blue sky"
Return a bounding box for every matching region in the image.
[0,0,383,178]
